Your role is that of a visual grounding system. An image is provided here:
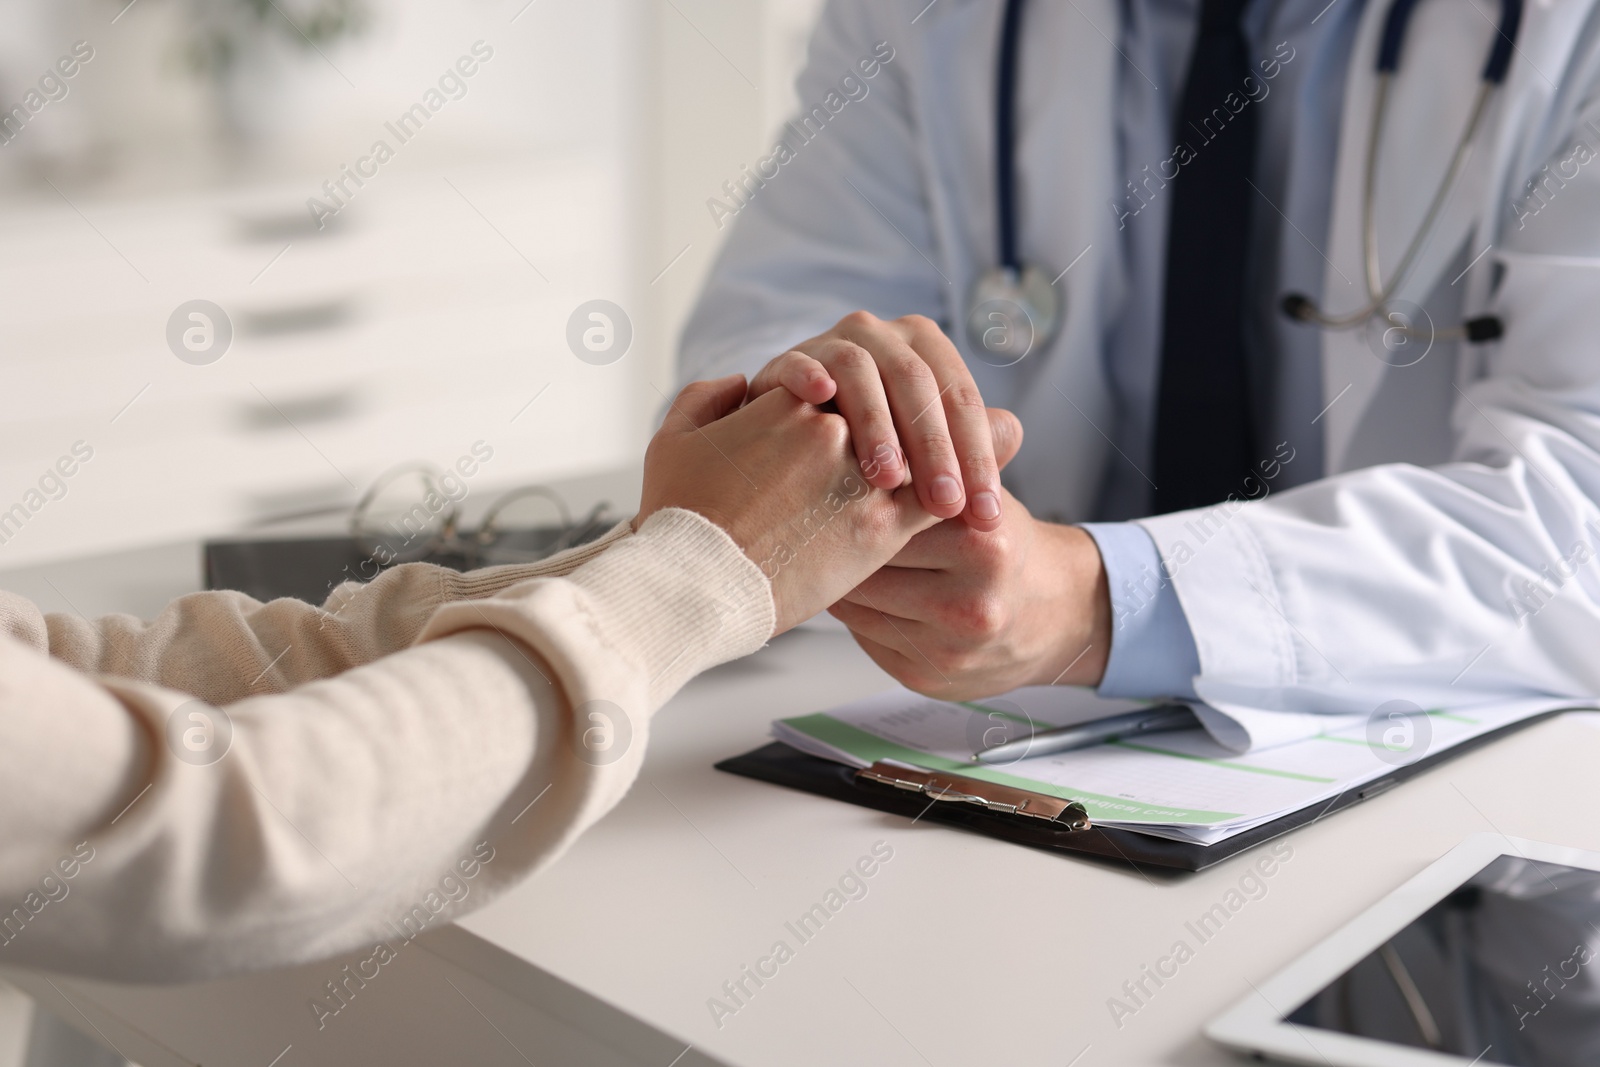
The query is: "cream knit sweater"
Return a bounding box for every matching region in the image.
[0,508,774,981]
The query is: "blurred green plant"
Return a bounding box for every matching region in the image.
[179,0,368,77]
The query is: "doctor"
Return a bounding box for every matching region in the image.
[680,0,1600,719]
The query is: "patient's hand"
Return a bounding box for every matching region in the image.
[639,375,1020,634]
[745,312,1003,532]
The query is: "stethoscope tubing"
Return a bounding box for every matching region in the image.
[1296,77,1494,331]
[995,0,1028,271]
[1286,0,1523,340]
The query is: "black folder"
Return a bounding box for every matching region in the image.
[715,709,1569,872]
[204,526,608,603]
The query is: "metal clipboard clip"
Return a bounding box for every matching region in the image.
[855,761,1091,831]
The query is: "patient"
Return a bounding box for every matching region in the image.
[0,373,1018,981]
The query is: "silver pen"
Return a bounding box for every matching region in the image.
[973,704,1196,764]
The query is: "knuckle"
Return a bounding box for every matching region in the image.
[943,382,986,419]
[897,313,940,336]
[940,647,979,676]
[809,411,852,450]
[826,340,875,373]
[908,315,958,353]
[884,351,935,388]
[913,421,955,458]
[962,446,998,479]
[839,309,879,331]
[945,590,1008,639]
[851,500,899,543]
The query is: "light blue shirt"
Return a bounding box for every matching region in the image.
[1086,0,1367,699]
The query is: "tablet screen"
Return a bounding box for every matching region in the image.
[1288,854,1600,1066]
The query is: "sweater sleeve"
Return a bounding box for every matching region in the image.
[0,521,633,706]
[0,508,773,982]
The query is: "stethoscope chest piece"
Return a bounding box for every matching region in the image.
[965,264,1061,366]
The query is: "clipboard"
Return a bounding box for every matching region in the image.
[714,708,1570,872]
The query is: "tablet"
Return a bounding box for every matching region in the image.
[1207,834,1600,1066]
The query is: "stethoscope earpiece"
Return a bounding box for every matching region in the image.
[1464,316,1504,343]
[1281,293,1318,324]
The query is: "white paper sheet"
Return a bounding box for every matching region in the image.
[773,686,1586,844]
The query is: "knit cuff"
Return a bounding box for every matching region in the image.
[562,508,775,706]
[417,508,774,713]
[433,519,634,601]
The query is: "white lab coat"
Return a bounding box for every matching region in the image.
[680,0,1600,736]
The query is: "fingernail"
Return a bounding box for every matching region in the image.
[862,444,899,481]
[930,475,962,506]
[971,491,1001,521]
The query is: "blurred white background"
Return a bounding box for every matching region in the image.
[0,0,826,567]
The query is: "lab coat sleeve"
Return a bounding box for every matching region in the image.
[1079,523,1201,700]
[0,509,773,981]
[1135,82,1600,722]
[677,0,952,384]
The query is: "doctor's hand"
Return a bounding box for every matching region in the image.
[828,493,1111,701]
[745,311,1004,534]
[638,375,1023,636]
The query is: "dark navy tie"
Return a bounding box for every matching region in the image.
[1151,0,1259,514]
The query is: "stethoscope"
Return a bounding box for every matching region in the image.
[1282,0,1520,345]
[965,0,1520,363]
[964,0,1061,364]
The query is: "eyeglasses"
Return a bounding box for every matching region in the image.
[348,462,615,568]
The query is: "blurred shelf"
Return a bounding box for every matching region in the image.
[0,152,646,568]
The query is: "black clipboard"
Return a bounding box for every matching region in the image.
[715,709,1570,872]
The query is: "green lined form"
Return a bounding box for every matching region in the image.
[1107,740,1337,783]
[771,691,1576,843]
[958,701,1037,727]
[1316,709,1469,749]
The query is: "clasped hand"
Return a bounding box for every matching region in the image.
[637,371,1020,635]
[641,312,1111,700]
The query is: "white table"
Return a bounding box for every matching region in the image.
[5,518,1600,1066]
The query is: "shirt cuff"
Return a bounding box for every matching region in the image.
[1078,523,1200,700]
